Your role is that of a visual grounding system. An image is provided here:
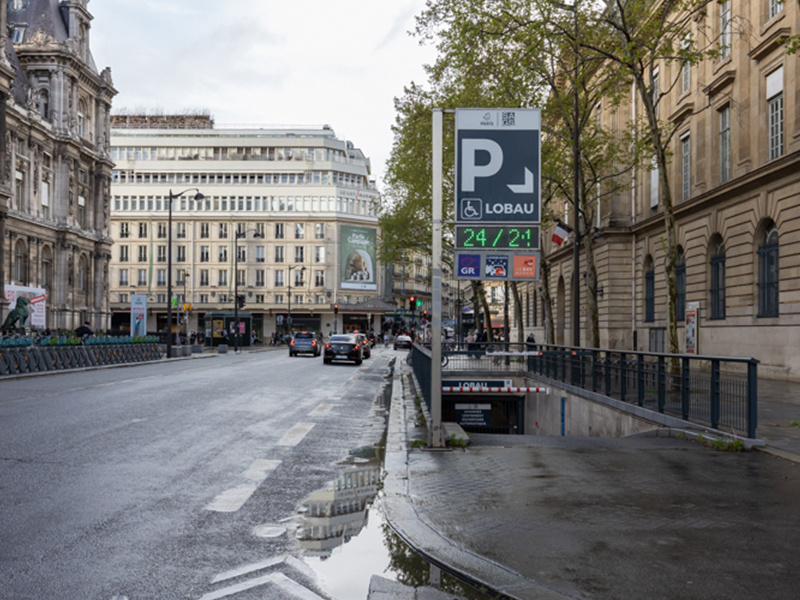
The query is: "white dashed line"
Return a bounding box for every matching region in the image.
[205,459,281,512]
[276,422,315,446]
[308,403,336,417]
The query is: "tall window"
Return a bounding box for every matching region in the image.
[710,239,726,320]
[158,222,167,238]
[767,67,784,161]
[644,257,655,323]
[156,269,166,286]
[176,223,186,238]
[218,223,228,239]
[294,269,305,286]
[295,223,304,239]
[650,157,659,208]
[719,106,731,183]
[770,0,783,20]
[176,246,186,262]
[200,223,209,238]
[315,246,325,263]
[200,269,209,286]
[681,134,691,202]
[138,246,147,262]
[157,245,166,263]
[138,222,147,238]
[120,223,130,239]
[218,270,228,286]
[275,246,284,262]
[200,246,209,262]
[295,246,304,263]
[681,61,690,94]
[255,246,265,263]
[315,270,325,287]
[651,67,659,117]
[255,270,265,286]
[275,223,284,239]
[218,246,228,262]
[137,269,147,286]
[13,240,28,283]
[119,269,129,286]
[315,223,325,239]
[676,248,686,321]
[119,245,129,262]
[41,246,53,289]
[275,270,285,286]
[720,0,731,58]
[758,224,779,317]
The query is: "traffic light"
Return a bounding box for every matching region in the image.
[334,304,339,315]
[416,299,422,308]
[237,294,245,309]
[409,296,415,310]
[423,310,428,319]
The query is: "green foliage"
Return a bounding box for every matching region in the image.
[411,439,428,448]
[448,433,469,447]
[790,420,800,429]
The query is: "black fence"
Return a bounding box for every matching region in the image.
[0,343,164,376]
[409,342,759,439]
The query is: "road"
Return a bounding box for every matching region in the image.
[0,347,395,600]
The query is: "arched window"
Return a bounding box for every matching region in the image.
[710,237,726,320]
[14,239,28,283]
[41,245,53,290]
[644,256,655,323]
[77,99,87,138]
[758,224,779,317]
[676,247,686,321]
[38,88,49,120]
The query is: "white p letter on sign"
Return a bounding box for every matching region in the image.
[461,139,503,192]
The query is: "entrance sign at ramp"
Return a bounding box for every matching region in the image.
[455,108,541,224]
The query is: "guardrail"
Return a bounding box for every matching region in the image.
[0,339,165,376]
[408,342,759,439]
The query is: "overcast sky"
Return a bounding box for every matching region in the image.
[89,0,437,188]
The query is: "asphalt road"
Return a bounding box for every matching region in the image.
[0,348,395,600]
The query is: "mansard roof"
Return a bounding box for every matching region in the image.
[5,38,30,105]
[8,0,99,73]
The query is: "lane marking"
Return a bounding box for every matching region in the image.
[276,422,315,446]
[198,573,277,600]
[206,459,281,512]
[308,403,336,417]
[211,555,286,584]
[272,572,325,600]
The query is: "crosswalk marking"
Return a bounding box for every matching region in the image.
[276,422,315,446]
[205,459,281,513]
[202,556,323,600]
[271,572,325,600]
[211,556,286,584]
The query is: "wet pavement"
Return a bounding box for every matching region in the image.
[382,361,800,600]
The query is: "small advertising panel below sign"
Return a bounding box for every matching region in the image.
[455,252,540,281]
[455,403,492,428]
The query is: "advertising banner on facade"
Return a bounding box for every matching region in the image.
[131,294,147,337]
[340,225,377,290]
[3,284,46,328]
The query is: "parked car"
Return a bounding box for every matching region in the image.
[394,334,412,350]
[356,333,372,358]
[289,331,320,357]
[324,334,363,365]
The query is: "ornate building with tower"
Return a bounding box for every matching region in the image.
[0,0,116,331]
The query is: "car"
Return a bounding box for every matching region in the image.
[394,334,412,350]
[324,334,363,365]
[368,332,377,347]
[355,333,372,358]
[289,331,321,357]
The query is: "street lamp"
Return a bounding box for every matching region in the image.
[287,264,306,336]
[233,228,264,353]
[167,188,203,359]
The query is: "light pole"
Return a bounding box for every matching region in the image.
[167,188,204,358]
[570,0,581,350]
[287,264,306,336]
[233,228,264,353]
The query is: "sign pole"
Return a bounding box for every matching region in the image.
[430,108,444,448]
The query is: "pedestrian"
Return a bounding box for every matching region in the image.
[75,321,93,339]
[526,333,537,352]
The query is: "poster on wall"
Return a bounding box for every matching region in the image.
[340,225,377,290]
[130,294,147,337]
[3,284,46,328]
[685,301,699,354]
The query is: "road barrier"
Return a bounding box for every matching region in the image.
[0,342,164,377]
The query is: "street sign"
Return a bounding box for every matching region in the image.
[455,108,541,224]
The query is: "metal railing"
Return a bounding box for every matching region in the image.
[0,342,165,376]
[408,342,759,439]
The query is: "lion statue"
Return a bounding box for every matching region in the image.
[2,296,31,331]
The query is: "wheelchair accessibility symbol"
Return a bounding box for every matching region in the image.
[460,198,483,220]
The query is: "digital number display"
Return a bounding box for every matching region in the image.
[455,225,540,250]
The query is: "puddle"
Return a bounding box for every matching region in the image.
[292,379,495,600]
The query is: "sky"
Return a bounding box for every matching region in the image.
[89,0,438,189]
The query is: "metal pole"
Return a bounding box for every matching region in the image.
[288,266,292,336]
[571,1,581,349]
[430,108,444,448]
[166,190,173,358]
[234,236,239,353]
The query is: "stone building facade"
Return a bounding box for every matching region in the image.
[529,1,800,380]
[108,118,382,341]
[1,0,116,331]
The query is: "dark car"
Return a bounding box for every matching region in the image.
[289,331,320,357]
[324,334,363,365]
[356,333,372,358]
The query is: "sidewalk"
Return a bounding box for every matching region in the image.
[382,362,800,600]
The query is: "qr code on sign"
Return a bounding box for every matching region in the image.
[502,111,516,126]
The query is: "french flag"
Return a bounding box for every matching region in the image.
[552,221,572,246]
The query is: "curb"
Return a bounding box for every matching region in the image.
[381,360,575,600]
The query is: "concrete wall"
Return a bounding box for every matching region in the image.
[524,384,661,438]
